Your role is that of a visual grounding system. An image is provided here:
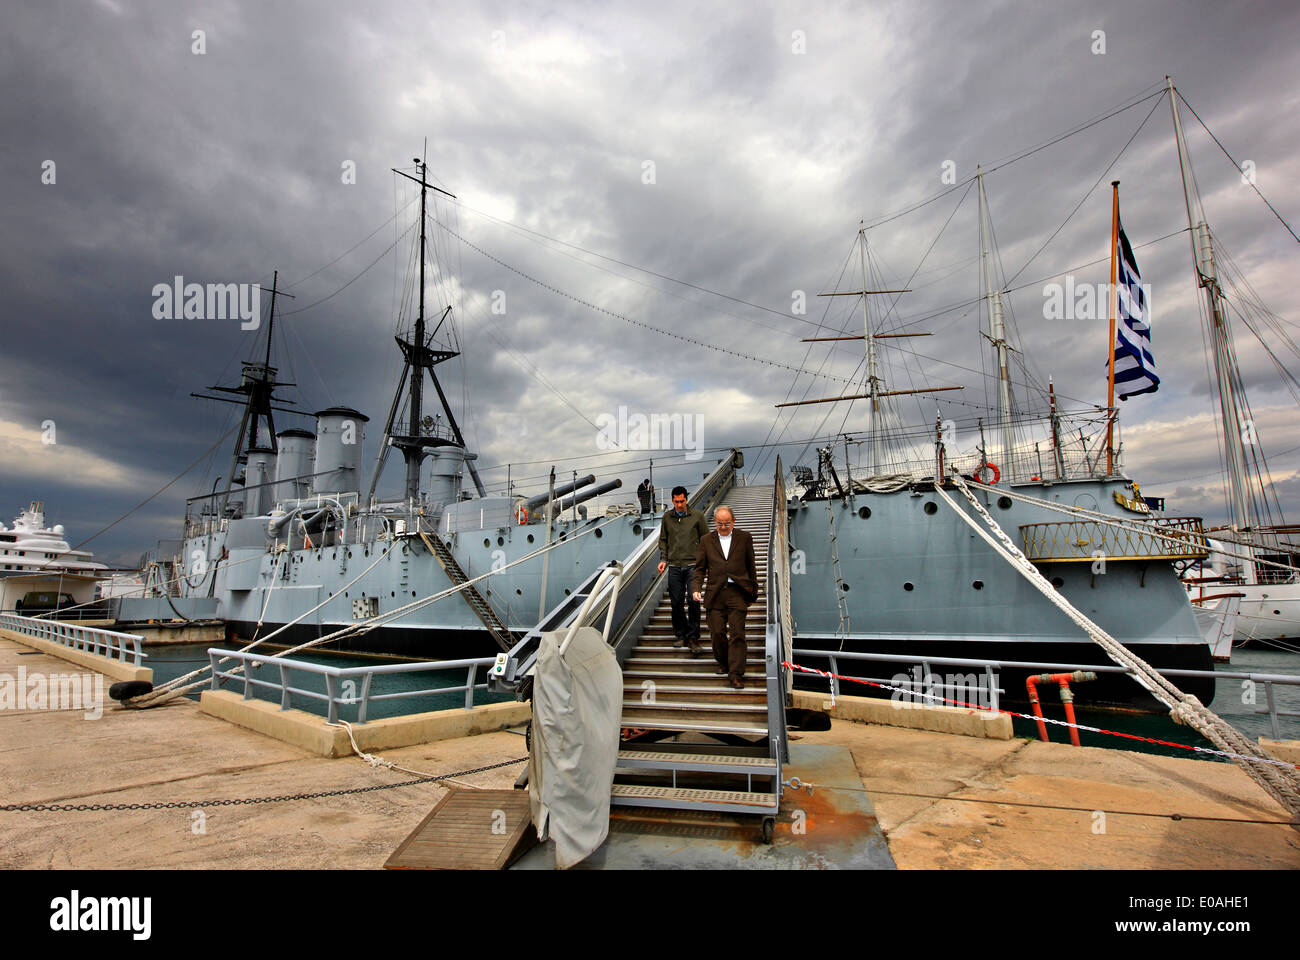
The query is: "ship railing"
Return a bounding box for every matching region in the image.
[0,613,147,666]
[206,648,498,724]
[765,455,793,765]
[791,646,1300,740]
[487,448,745,693]
[1021,516,1211,562]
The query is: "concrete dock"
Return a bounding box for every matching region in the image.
[1,636,1297,870]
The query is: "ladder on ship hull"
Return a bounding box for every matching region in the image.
[418,530,515,652]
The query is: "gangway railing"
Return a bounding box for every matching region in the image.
[765,456,793,764]
[488,448,745,694]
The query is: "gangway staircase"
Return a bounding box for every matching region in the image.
[488,450,795,843]
[418,530,515,652]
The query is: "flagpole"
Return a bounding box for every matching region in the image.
[1106,180,1120,476]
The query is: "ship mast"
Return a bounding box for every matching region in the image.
[859,229,884,473]
[204,271,297,518]
[977,167,1015,480]
[371,153,486,506]
[1167,77,1253,554]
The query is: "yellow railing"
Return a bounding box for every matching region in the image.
[1020,516,1210,562]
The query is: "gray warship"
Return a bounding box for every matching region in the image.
[114,159,655,659]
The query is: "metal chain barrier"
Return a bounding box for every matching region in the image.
[0,756,526,813]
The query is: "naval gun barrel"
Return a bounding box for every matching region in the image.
[554,478,622,513]
[524,474,596,512]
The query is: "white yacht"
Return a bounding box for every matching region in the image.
[0,501,108,617]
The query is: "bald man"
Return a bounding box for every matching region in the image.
[691,506,760,689]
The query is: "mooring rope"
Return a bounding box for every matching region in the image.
[934,471,1300,820]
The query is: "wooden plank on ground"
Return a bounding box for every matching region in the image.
[385,788,536,870]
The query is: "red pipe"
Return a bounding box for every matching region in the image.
[1025,675,1050,742]
[1025,672,1097,745]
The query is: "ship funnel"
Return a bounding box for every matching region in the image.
[275,428,316,503]
[312,407,369,497]
[244,447,275,516]
[426,447,469,509]
[554,477,622,513]
[524,474,596,513]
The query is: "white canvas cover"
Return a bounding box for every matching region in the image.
[528,625,623,869]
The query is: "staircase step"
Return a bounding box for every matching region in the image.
[625,656,765,669]
[617,750,779,775]
[610,783,777,811]
[621,706,768,729]
[617,712,769,735]
[622,697,768,714]
[623,686,766,704]
[624,670,754,687]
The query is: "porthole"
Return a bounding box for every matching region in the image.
[348,550,353,559]
[1051,577,1064,588]
[923,502,937,515]
[483,538,490,549]
[594,528,603,538]
[903,582,914,591]
[497,536,504,547]
[858,507,871,519]
[516,589,523,596]
[840,582,850,592]
[344,591,348,598]
[559,531,567,541]
[997,496,1013,510]
[391,591,395,597]
[632,524,642,535]
[564,588,571,596]
[527,534,535,543]
[972,580,984,590]
[332,551,337,560]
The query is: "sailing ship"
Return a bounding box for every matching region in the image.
[1158,77,1300,651]
[774,77,1300,708]
[114,156,655,658]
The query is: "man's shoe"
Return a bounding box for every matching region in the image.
[673,636,686,647]
[730,678,745,689]
[688,644,705,658]
[714,665,727,675]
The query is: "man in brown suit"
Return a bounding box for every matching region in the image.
[691,506,760,689]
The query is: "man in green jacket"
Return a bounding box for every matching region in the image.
[657,485,710,655]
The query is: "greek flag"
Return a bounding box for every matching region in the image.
[1112,219,1159,400]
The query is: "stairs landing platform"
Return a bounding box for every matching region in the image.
[509,743,895,870]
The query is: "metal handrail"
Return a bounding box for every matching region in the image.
[766,456,793,764]
[791,645,1300,739]
[207,647,497,723]
[0,612,146,665]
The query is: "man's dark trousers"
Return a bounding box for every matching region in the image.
[708,584,750,680]
[667,565,700,642]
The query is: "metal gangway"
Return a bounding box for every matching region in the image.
[489,448,794,842]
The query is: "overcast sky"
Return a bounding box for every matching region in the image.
[3,0,1299,565]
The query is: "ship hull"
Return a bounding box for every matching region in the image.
[787,477,1216,710]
